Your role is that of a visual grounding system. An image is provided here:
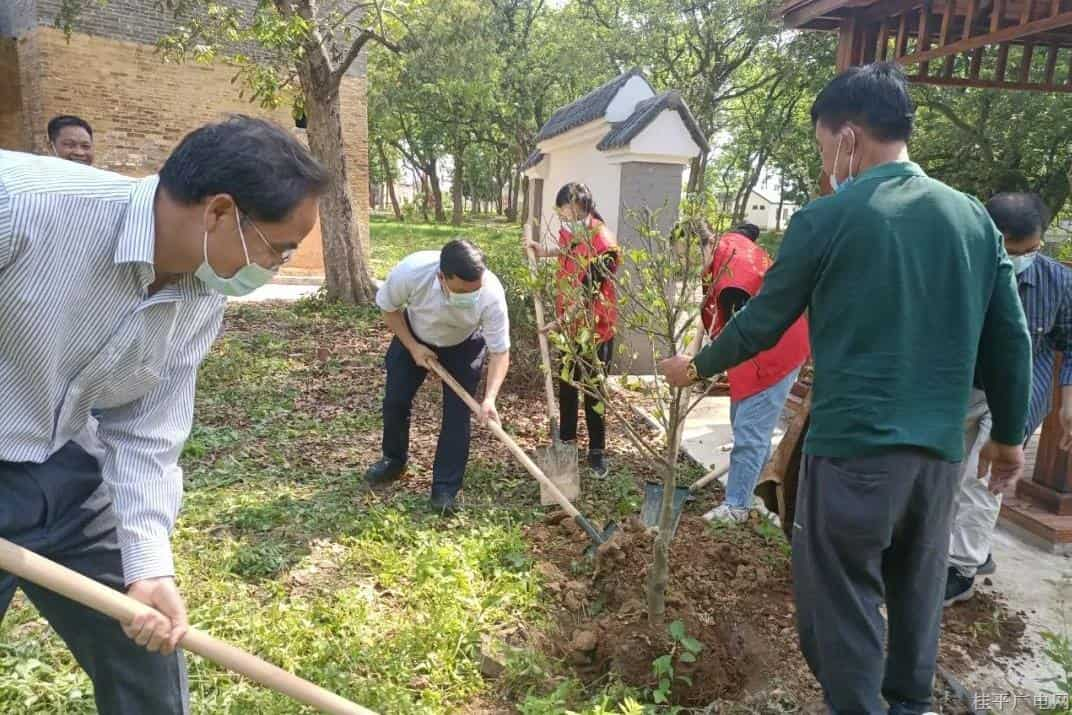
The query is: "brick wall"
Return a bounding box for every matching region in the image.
[0,38,27,150]
[1,25,369,273]
[29,0,367,76]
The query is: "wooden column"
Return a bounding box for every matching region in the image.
[1018,355,1072,513]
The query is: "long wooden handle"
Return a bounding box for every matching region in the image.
[427,360,582,519]
[690,463,730,493]
[524,223,559,428]
[0,538,374,715]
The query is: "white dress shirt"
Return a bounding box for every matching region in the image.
[0,151,225,584]
[376,250,510,353]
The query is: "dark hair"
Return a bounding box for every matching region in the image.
[48,115,93,143]
[985,193,1050,241]
[159,115,329,223]
[734,223,761,241]
[672,217,715,250]
[555,182,605,223]
[810,62,915,142]
[440,239,485,281]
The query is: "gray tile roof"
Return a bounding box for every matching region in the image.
[534,69,645,142]
[596,90,710,154]
[520,150,545,171]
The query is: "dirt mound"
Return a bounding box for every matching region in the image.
[940,587,1031,664]
[527,509,1032,709]
[527,513,813,707]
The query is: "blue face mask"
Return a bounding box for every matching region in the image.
[441,277,481,308]
[1010,251,1039,275]
[829,133,856,194]
[195,206,276,297]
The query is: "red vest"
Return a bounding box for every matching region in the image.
[701,232,810,401]
[556,218,618,344]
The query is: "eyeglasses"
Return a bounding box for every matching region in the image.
[240,211,296,269]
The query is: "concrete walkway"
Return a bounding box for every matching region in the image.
[626,379,1068,709]
[228,282,321,302]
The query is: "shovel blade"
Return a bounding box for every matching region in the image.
[535,443,579,505]
[641,481,691,538]
[582,521,621,558]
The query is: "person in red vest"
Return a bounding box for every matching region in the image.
[525,182,619,477]
[692,221,810,523]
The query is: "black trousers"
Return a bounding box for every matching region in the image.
[558,339,614,452]
[792,449,959,715]
[0,442,189,714]
[381,331,487,497]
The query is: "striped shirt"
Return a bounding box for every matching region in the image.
[1020,254,1072,438]
[0,151,225,584]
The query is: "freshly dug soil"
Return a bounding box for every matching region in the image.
[527,508,1031,710]
[527,512,819,707]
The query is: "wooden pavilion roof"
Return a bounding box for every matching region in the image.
[777,0,1072,91]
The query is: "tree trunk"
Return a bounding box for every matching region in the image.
[646,388,687,627]
[452,152,465,227]
[302,74,376,304]
[687,152,709,196]
[419,172,431,223]
[376,140,403,222]
[429,161,446,223]
[520,175,530,227]
[505,170,519,222]
[775,174,786,233]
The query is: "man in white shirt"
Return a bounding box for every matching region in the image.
[0,116,326,713]
[365,240,511,513]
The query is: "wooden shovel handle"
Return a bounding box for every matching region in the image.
[427,360,582,519]
[524,222,559,428]
[690,463,731,493]
[0,538,375,715]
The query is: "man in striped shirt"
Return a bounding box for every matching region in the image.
[946,192,1072,605]
[0,116,326,713]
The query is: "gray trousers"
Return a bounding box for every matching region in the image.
[949,390,1000,578]
[0,442,189,714]
[792,449,960,715]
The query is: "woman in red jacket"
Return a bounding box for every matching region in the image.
[525,183,619,477]
[693,221,810,523]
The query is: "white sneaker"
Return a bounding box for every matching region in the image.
[702,503,749,524]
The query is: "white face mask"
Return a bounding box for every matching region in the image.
[194,206,276,297]
[440,275,481,308]
[1010,251,1039,275]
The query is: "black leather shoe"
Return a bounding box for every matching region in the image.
[364,457,405,486]
[429,492,459,516]
[588,449,608,478]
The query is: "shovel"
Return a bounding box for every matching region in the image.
[426,360,616,550]
[639,326,727,538]
[641,462,730,538]
[0,537,374,715]
[524,223,579,504]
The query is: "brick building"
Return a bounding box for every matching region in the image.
[0,0,370,274]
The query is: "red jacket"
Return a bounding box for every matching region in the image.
[701,232,810,401]
[555,218,618,344]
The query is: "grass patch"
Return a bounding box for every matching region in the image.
[369,215,523,280]
[0,298,646,714]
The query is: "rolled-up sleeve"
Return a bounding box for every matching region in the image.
[482,288,511,353]
[376,261,412,313]
[95,299,224,584]
[0,170,14,272]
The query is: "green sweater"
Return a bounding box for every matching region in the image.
[694,161,1031,462]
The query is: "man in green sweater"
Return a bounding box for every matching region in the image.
[661,63,1031,714]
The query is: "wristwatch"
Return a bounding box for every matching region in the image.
[685,359,701,384]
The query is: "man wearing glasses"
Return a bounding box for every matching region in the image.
[0,115,327,714]
[945,192,1072,605]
